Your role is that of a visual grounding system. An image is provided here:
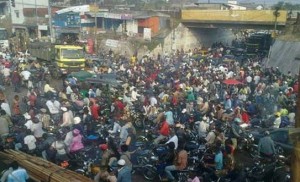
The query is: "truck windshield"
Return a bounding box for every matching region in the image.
[0,29,8,40]
[62,49,84,59]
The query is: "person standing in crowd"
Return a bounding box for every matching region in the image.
[60,107,73,127]
[30,117,45,139]
[117,159,132,182]
[44,81,56,98]
[69,129,84,154]
[12,95,21,115]
[11,70,22,92]
[6,161,29,182]
[0,109,12,139]
[258,131,276,158]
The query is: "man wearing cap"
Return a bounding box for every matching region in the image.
[99,144,112,166]
[73,117,83,134]
[20,68,31,88]
[60,107,73,127]
[117,159,132,182]
[196,116,210,138]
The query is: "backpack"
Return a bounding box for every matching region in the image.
[280,116,290,128]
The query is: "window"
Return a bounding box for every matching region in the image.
[14,10,19,18]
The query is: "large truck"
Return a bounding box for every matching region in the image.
[245,33,272,55]
[28,42,86,78]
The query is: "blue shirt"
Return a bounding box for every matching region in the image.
[117,166,132,182]
[214,151,223,170]
[164,111,174,126]
[7,168,29,182]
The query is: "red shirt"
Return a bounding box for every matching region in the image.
[90,104,100,120]
[29,94,37,106]
[115,100,125,111]
[241,112,250,124]
[160,121,170,136]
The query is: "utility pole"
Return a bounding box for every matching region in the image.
[292,69,300,182]
[273,7,280,37]
[48,0,53,42]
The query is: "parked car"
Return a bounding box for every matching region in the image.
[250,128,299,156]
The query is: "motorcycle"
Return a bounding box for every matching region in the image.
[237,132,255,151]
[245,155,290,182]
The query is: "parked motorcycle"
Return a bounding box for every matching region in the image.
[245,155,290,182]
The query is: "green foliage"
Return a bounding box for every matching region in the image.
[272,1,300,10]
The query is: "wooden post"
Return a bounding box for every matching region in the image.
[292,69,300,182]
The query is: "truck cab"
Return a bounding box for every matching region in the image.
[54,45,85,75]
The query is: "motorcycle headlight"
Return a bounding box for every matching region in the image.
[150,156,158,161]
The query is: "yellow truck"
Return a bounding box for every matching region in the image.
[28,42,85,78]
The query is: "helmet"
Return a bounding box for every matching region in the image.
[264,131,270,136]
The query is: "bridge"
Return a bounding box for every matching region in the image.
[181,10,288,30]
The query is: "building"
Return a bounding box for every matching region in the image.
[10,0,51,39]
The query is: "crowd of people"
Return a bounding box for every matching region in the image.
[0,43,297,182]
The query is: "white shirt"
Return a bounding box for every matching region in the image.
[64,131,73,148]
[131,90,140,101]
[205,131,216,145]
[109,122,121,134]
[24,120,33,130]
[150,96,158,106]
[246,76,252,83]
[166,135,178,149]
[30,122,45,138]
[20,70,31,80]
[254,75,260,84]
[2,67,10,77]
[24,135,36,150]
[66,85,73,95]
[61,111,73,127]
[274,117,281,128]
[46,100,60,114]
[1,102,11,116]
[198,121,209,137]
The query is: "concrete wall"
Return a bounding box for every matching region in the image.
[152,23,235,56]
[266,40,300,76]
[126,20,138,36]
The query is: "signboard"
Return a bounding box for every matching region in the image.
[105,39,119,48]
[143,28,151,41]
[106,13,122,19]
[38,25,48,31]
[121,14,133,20]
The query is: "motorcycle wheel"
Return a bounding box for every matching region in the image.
[143,165,157,181]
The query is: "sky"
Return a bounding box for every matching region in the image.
[198,0,300,6]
